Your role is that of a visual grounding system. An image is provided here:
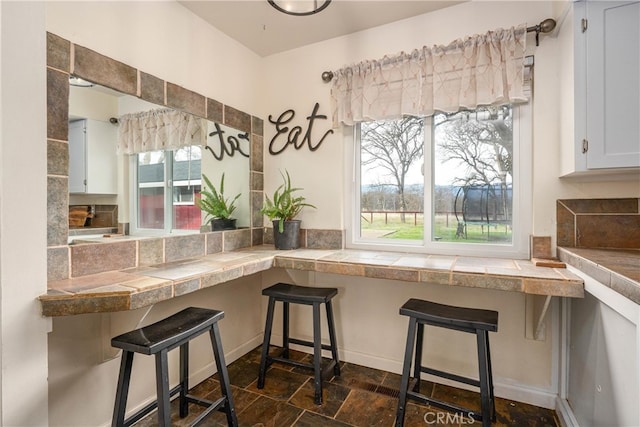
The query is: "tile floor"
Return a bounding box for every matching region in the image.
[136,346,559,427]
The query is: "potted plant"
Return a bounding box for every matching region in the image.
[196,173,241,231]
[261,170,315,249]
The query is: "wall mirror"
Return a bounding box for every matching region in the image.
[66,81,251,241]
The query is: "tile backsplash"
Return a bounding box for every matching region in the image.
[557,198,640,249]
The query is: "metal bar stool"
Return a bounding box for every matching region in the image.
[395,298,498,427]
[257,282,341,405]
[111,307,238,427]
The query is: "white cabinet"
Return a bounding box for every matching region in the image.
[561,1,640,175]
[567,270,640,426]
[69,119,118,194]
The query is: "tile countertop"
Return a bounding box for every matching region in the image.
[558,247,640,304]
[40,246,584,317]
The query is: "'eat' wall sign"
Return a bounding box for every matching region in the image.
[268,103,334,155]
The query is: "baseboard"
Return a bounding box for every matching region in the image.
[555,397,579,427]
[302,343,559,410]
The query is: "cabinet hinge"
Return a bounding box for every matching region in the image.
[582,139,589,154]
[581,18,588,33]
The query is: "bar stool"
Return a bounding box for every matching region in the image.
[258,282,340,405]
[111,307,238,427]
[395,298,498,427]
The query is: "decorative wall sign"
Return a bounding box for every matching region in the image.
[268,102,334,155]
[205,122,250,161]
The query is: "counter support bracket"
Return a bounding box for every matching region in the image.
[525,295,553,341]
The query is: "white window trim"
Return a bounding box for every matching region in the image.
[344,102,532,259]
[129,153,200,236]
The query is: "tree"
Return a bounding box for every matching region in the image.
[434,105,513,222]
[361,116,424,222]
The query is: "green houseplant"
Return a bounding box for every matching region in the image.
[261,170,315,249]
[196,173,241,231]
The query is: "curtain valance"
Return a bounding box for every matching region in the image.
[116,108,206,155]
[330,24,528,127]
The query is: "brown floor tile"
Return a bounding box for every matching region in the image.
[491,397,558,427]
[201,385,261,426]
[431,383,482,413]
[293,410,353,426]
[289,378,351,418]
[335,388,397,426]
[245,366,309,400]
[221,357,262,388]
[133,346,561,427]
[237,395,303,427]
[331,362,387,389]
[403,403,466,427]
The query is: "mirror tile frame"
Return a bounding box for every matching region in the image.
[46,32,264,249]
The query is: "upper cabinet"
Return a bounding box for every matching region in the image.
[69,118,118,194]
[560,0,640,177]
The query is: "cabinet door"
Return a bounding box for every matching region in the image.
[85,119,117,194]
[68,120,87,193]
[586,1,640,169]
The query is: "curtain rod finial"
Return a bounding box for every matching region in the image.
[539,18,556,33]
[321,71,334,83]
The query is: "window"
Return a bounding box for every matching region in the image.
[132,146,202,234]
[349,104,531,258]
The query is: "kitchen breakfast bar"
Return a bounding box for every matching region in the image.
[41,235,587,425]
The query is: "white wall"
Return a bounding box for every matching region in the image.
[36,1,640,424]
[48,276,263,426]
[260,0,640,242]
[45,2,265,425]
[263,268,559,408]
[46,1,263,117]
[0,1,50,425]
[255,0,636,412]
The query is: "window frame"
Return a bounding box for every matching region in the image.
[129,148,202,236]
[345,102,532,259]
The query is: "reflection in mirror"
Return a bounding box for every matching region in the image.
[67,81,250,238]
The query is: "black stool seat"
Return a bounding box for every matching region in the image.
[111,307,238,427]
[262,282,338,303]
[112,307,225,354]
[395,299,498,427]
[258,283,340,405]
[400,298,498,332]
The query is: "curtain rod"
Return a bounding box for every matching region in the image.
[321,18,556,83]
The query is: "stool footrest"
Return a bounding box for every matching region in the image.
[268,355,337,379]
[407,390,479,420]
[289,337,335,352]
[420,366,481,388]
[121,383,182,427]
[259,283,341,406]
[188,396,229,427]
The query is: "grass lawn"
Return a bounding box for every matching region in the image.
[361,212,512,243]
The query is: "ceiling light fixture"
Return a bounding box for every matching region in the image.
[268,0,331,16]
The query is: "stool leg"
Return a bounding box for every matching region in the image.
[476,330,491,427]
[282,300,290,359]
[395,317,417,427]
[258,296,276,389]
[112,350,134,427]
[484,330,496,421]
[155,349,171,427]
[209,323,238,427]
[312,302,323,405]
[413,322,424,393]
[179,342,189,418]
[325,300,341,376]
